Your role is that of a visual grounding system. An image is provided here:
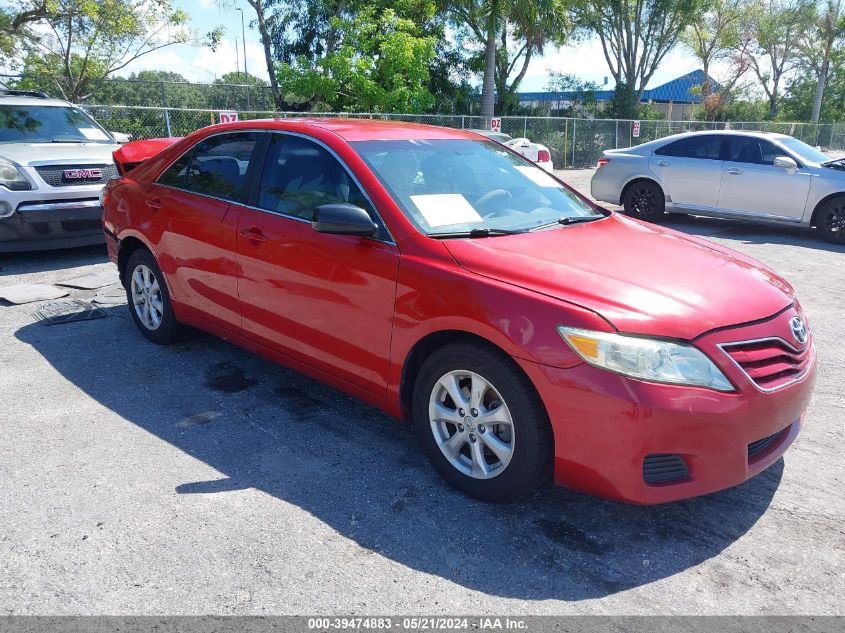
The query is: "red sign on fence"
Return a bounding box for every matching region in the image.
[218,111,239,124]
[632,120,641,138]
[490,117,502,133]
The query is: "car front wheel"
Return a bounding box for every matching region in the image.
[124,248,183,344]
[412,343,553,501]
[817,197,845,244]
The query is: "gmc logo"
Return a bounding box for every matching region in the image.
[63,168,102,180]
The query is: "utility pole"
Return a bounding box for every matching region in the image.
[235,37,240,80]
[236,7,248,79]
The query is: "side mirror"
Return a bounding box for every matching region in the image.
[110,131,132,144]
[312,203,378,236]
[773,156,798,170]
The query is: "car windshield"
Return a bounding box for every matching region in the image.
[351,138,602,236]
[778,136,830,164]
[0,105,113,144]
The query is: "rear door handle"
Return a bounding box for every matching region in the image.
[145,198,163,209]
[727,168,743,175]
[655,161,669,167]
[239,227,268,242]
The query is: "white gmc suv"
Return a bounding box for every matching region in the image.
[0,90,128,252]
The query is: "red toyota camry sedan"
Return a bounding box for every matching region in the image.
[102,119,816,504]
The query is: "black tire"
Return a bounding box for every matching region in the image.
[124,248,183,344]
[816,197,845,244]
[623,180,665,221]
[412,342,553,502]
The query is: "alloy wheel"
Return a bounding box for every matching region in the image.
[630,184,658,215]
[130,264,163,330]
[428,370,514,479]
[821,204,845,243]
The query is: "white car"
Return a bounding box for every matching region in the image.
[591,130,845,243]
[466,129,554,172]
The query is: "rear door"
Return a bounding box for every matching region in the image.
[716,136,812,221]
[234,132,400,395]
[148,130,262,332]
[648,134,725,210]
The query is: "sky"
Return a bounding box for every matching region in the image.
[117,0,706,93]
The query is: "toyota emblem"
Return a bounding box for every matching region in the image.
[789,316,808,345]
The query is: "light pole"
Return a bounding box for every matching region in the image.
[236,7,247,80]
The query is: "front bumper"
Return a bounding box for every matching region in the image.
[0,198,105,252]
[517,308,817,504]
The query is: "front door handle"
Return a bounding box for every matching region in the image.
[145,198,163,209]
[726,167,743,175]
[239,227,268,242]
[655,161,669,167]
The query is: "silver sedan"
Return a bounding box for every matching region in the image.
[591,130,845,243]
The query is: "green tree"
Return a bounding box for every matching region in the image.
[276,5,437,112]
[451,0,570,119]
[742,0,816,119]
[682,0,745,100]
[0,0,49,56]
[575,0,705,119]
[544,71,600,116]
[9,0,222,102]
[796,0,845,122]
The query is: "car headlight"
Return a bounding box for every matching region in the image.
[0,159,31,191]
[558,326,734,391]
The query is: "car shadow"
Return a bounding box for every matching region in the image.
[16,308,783,601]
[661,214,845,253]
[0,244,109,276]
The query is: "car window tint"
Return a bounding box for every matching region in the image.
[727,137,762,164]
[758,139,780,165]
[257,134,374,222]
[182,132,260,201]
[157,153,191,187]
[655,135,722,160]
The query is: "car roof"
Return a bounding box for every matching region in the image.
[219,118,482,142]
[0,93,73,107]
[671,129,791,141]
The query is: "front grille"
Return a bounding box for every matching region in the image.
[643,454,690,484]
[720,337,811,391]
[34,164,117,187]
[748,429,786,460]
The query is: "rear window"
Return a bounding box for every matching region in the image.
[655,135,723,160]
[157,132,260,202]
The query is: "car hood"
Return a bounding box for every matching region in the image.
[0,142,119,166]
[444,214,794,340]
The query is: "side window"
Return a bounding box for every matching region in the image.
[157,153,190,187]
[727,137,763,164]
[182,132,260,202]
[656,135,723,160]
[257,134,374,222]
[758,140,780,166]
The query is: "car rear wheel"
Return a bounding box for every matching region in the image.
[124,249,183,344]
[817,197,845,244]
[412,343,552,501]
[623,180,665,221]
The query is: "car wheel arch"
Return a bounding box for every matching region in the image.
[810,192,845,227]
[117,235,152,283]
[398,329,546,426]
[621,176,668,206]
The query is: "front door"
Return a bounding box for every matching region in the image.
[235,133,400,395]
[716,136,813,221]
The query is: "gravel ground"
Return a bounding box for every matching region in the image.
[0,170,843,615]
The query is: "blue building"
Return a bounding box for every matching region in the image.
[517,70,718,120]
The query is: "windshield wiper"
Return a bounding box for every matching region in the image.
[431,227,525,239]
[530,215,603,231]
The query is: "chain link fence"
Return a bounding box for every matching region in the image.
[84,105,845,169]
